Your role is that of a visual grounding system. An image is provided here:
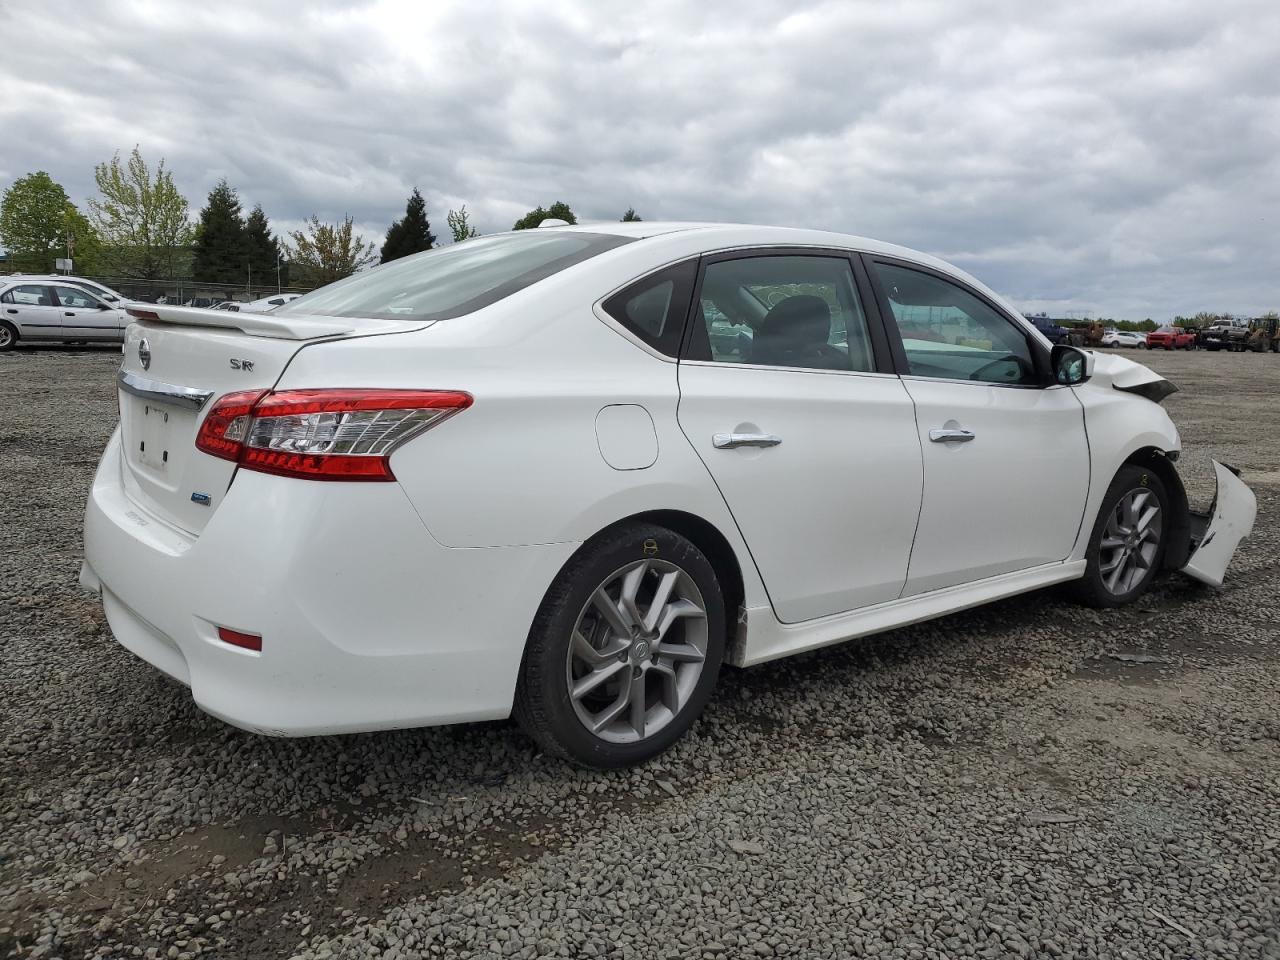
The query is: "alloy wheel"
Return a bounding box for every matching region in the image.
[1099,487,1162,595]
[0,326,12,348]
[566,558,708,744]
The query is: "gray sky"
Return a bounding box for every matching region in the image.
[2,0,1276,319]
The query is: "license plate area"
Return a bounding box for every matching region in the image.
[127,399,189,477]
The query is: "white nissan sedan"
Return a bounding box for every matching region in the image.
[80,222,1256,768]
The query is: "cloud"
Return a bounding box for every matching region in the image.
[0,0,1276,318]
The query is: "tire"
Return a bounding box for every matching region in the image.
[1073,465,1169,608]
[0,321,17,352]
[514,523,726,768]
[1137,342,1148,349]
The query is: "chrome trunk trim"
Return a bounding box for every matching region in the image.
[117,370,214,411]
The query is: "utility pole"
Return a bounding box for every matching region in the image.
[276,252,282,293]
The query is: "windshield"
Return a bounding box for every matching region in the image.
[276,231,632,322]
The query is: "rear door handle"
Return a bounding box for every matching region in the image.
[5,308,16,314]
[713,432,782,449]
[929,428,975,443]
[65,312,76,317]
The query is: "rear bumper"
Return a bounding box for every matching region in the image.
[82,429,576,735]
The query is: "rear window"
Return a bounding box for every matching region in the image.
[275,231,632,322]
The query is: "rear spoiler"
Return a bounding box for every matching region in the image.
[126,305,355,340]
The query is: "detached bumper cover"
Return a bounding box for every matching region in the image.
[1182,460,1257,588]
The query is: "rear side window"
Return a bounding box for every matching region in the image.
[600,260,697,357]
[275,231,632,323]
[3,284,53,305]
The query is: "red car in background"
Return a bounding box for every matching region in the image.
[1146,327,1195,350]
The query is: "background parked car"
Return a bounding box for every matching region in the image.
[0,279,126,349]
[1100,329,1147,348]
[8,274,132,307]
[218,293,303,313]
[1146,327,1195,350]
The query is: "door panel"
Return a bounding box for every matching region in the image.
[53,285,120,340]
[678,364,923,621]
[899,379,1088,594]
[3,284,62,339]
[863,257,1089,594]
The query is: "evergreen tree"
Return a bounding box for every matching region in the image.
[191,179,248,284]
[621,207,642,221]
[512,201,577,230]
[244,204,287,288]
[380,187,436,263]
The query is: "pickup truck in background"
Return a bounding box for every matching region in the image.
[1028,316,1069,344]
[1146,327,1196,350]
[1202,318,1250,351]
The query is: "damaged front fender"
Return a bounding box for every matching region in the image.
[1183,460,1257,588]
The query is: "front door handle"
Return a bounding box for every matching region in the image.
[65,312,76,317]
[929,428,976,443]
[713,432,782,450]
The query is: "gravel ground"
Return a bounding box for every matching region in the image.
[1,345,1277,960]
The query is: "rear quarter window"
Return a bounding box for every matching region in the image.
[600,260,697,357]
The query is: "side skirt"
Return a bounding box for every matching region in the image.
[736,560,1086,667]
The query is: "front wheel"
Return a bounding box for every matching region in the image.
[1073,465,1168,608]
[514,524,726,768]
[1138,342,1148,349]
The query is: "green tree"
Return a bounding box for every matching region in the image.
[621,207,642,222]
[0,172,77,272]
[88,147,194,278]
[380,187,436,263]
[446,205,479,242]
[512,201,577,230]
[286,214,376,287]
[244,205,287,289]
[64,206,104,275]
[191,179,248,284]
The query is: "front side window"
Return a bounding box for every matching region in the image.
[690,255,874,372]
[872,262,1037,385]
[54,286,101,309]
[274,231,632,323]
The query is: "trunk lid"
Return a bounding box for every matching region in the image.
[116,309,426,534]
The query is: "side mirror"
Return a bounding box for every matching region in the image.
[1051,344,1094,386]
[97,302,111,310]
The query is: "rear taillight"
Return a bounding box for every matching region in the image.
[195,388,472,481]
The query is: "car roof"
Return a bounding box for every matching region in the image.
[549,221,1014,317]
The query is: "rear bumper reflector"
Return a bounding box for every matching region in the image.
[218,627,263,652]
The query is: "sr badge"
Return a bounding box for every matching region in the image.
[138,337,151,371]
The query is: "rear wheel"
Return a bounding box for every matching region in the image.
[1074,465,1168,608]
[514,524,725,768]
[0,322,16,352]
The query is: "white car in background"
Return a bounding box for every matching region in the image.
[80,223,1256,768]
[1101,329,1147,348]
[9,274,132,307]
[0,278,127,349]
[218,293,303,313]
